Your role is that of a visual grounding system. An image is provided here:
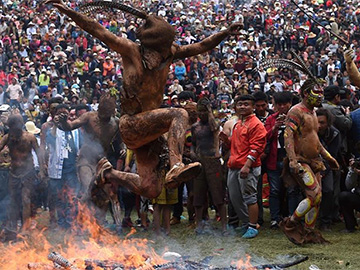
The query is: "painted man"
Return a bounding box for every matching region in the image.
[45,0,242,198]
[191,98,227,235]
[0,114,44,231]
[280,79,339,245]
[55,94,125,230]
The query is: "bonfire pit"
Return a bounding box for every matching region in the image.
[27,251,308,270]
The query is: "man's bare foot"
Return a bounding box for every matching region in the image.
[164,162,202,189]
[95,157,113,185]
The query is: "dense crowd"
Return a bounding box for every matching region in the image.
[0,0,360,239]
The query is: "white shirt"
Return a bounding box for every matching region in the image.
[6,84,23,100]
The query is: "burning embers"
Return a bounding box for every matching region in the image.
[0,203,164,270]
[25,252,309,270]
[0,203,308,270]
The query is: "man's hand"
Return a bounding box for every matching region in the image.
[289,160,304,175]
[274,114,286,129]
[44,0,68,12]
[124,165,131,172]
[240,164,250,179]
[53,113,68,125]
[226,22,243,35]
[344,49,355,64]
[327,156,340,170]
[219,131,230,147]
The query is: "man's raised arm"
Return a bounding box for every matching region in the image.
[55,111,89,131]
[44,0,137,56]
[345,49,360,88]
[174,22,242,59]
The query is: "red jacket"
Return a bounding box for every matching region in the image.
[264,112,280,170]
[228,114,267,169]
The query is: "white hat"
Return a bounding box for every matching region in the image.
[94,68,101,73]
[171,95,178,100]
[0,104,10,112]
[25,121,40,135]
[33,95,40,100]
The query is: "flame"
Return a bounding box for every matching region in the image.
[236,254,256,270]
[0,202,166,270]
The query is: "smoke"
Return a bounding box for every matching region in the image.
[136,229,273,268]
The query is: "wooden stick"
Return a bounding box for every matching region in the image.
[290,0,349,45]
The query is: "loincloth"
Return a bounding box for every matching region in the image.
[282,157,325,189]
[9,168,37,186]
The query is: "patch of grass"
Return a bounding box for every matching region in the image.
[127,208,360,270]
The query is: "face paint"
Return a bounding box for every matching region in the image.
[306,85,324,107]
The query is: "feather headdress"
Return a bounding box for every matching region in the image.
[78,0,147,19]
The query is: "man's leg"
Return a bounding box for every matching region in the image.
[319,170,334,230]
[171,182,184,225]
[21,180,33,230]
[77,162,95,202]
[0,169,9,224]
[120,109,201,188]
[153,204,161,235]
[119,187,135,227]
[98,140,161,199]
[205,157,227,232]
[267,167,283,227]
[241,167,260,238]
[162,205,171,235]
[48,178,65,228]
[193,164,207,233]
[332,170,341,221]
[63,172,80,228]
[339,191,360,232]
[281,164,325,244]
[292,167,322,225]
[8,176,21,230]
[257,169,264,226]
[227,169,249,226]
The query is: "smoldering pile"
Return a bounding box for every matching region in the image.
[27,251,308,270]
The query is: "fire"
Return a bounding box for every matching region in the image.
[236,255,256,270]
[0,202,166,270]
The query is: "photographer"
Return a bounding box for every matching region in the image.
[339,158,360,233]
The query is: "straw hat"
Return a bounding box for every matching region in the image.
[308,32,317,38]
[25,121,40,135]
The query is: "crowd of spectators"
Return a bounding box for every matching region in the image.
[0,0,360,236]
